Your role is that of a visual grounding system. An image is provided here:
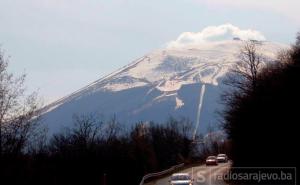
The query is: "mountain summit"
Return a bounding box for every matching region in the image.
[41,40,285,135]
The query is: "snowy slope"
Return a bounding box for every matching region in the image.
[41,40,285,135]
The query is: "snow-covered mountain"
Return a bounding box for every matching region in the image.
[41,40,285,135]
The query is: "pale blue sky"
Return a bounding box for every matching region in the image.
[0,0,299,103]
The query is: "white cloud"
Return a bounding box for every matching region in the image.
[167,24,266,48]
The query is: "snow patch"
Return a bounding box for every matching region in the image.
[193,84,206,139]
[175,96,184,110]
[156,80,183,92]
[102,81,147,91]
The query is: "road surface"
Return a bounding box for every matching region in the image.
[145,162,231,185]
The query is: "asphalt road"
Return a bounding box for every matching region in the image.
[145,162,231,185]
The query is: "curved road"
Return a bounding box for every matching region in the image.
[145,162,231,185]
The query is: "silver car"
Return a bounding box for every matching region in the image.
[169,173,193,185]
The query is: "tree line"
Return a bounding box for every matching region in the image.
[222,34,299,184]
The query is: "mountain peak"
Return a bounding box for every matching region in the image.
[42,41,286,135]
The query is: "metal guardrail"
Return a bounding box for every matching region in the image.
[139,163,184,185]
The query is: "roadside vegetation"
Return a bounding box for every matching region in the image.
[222,33,299,181]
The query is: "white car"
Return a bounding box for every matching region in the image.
[217,154,228,163]
[169,173,193,185]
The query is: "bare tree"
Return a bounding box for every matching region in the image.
[104,115,121,142]
[0,48,42,155]
[165,117,194,139]
[277,49,293,66]
[72,114,103,147]
[225,41,263,92]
